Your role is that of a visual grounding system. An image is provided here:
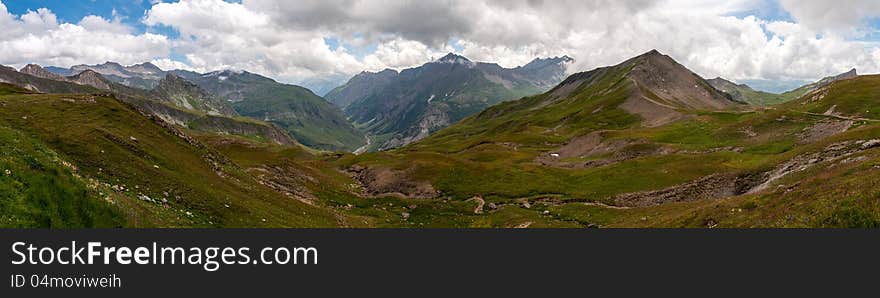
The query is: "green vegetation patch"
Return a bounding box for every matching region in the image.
[0,125,124,227]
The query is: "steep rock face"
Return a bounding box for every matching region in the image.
[380,105,451,150]
[327,53,571,151]
[151,73,238,116]
[20,64,68,82]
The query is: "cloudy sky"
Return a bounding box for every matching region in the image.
[2,0,880,92]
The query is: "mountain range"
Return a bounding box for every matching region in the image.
[47,62,166,90]
[326,53,573,150]
[2,64,297,145]
[44,63,363,151]
[2,49,878,228]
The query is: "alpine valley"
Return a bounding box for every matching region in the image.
[2,49,880,228]
[326,54,573,151]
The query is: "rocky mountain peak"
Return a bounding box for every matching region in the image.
[830,68,857,81]
[435,53,472,64]
[634,49,675,64]
[68,70,111,90]
[19,64,67,81]
[354,68,398,80]
[20,64,42,71]
[801,68,860,94]
[624,49,738,110]
[159,72,193,87]
[102,61,125,69]
[129,62,164,74]
[521,56,574,70]
[377,68,399,75]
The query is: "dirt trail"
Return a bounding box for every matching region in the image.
[582,202,631,210]
[466,196,485,214]
[800,111,880,122]
[513,222,533,228]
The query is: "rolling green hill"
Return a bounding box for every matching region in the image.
[0,124,125,228]
[0,90,348,227]
[0,84,124,227]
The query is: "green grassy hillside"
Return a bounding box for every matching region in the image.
[0,91,347,227]
[0,124,124,227]
[189,71,365,152]
[229,85,364,151]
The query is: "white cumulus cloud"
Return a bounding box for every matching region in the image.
[0,1,171,69]
[5,0,880,90]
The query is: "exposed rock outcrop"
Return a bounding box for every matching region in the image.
[20,64,67,82]
[608,139,880,207]
[347,165,440,199]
